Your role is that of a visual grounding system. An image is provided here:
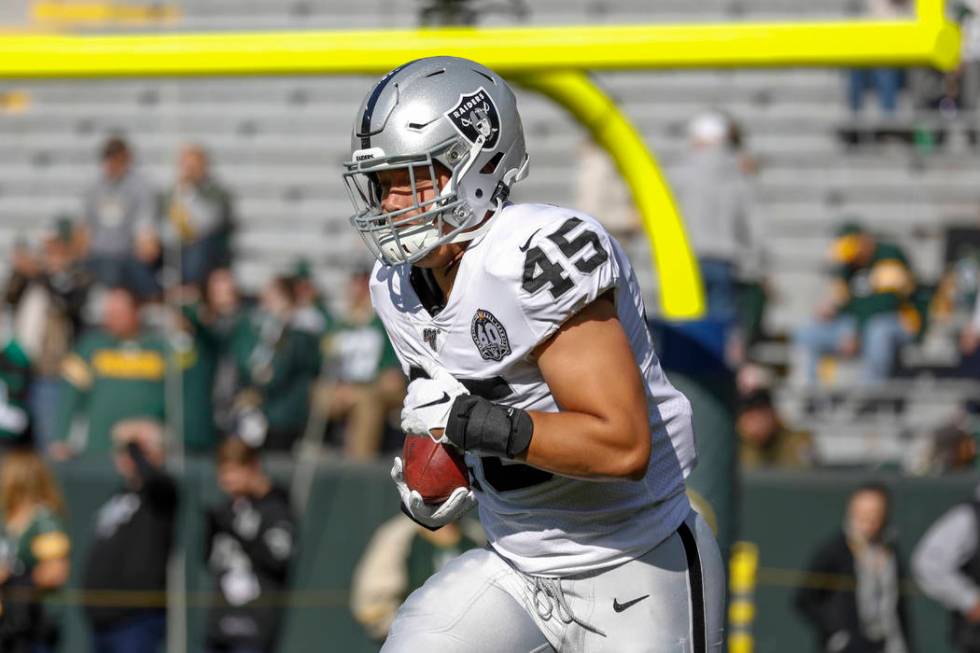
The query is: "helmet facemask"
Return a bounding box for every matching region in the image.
[344,135,495,266]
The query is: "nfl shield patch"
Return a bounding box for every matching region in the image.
[444,87,500,151]
[422,327,439,351]
[471,309,511,361]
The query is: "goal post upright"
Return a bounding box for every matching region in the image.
[0,0,959,318]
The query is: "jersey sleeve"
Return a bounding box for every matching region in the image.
[368,264,417,378]
[511,214,620,345]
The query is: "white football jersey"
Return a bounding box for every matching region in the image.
[370,203,697,576]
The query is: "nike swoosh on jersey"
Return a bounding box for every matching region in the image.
[612,594,650,613]
[417,392,451,409]
[518,228,543,253]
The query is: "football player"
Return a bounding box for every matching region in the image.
[342,56,725,652]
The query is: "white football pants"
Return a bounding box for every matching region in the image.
[381,510,726,652]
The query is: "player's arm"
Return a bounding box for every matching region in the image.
[519,292,650,480]
[412,218,650,480]
[427,293,650,481]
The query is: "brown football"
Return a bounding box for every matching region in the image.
[402,435,470,504]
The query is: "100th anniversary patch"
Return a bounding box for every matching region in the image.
[471,309,511,361]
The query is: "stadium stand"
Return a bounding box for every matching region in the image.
[1,0,978,468]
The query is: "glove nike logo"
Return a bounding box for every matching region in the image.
[613,594,650,613]
[417,392,452,409]
[518,228,542,253]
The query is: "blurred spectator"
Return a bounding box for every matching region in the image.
[908,2,980,122]
[669,111,764,322]
[735,362,775,397]
[230,277,319,452]
[0,313,32,449]
[159,144,236,290]
[0,449,70,653]
[205,438,295,653]
[912,405,979,475]
[78,136,159,298]
[83,419,176,653]
[52,286,167,458]
[796,483,912,653]
[736,388,814,470]
[167,298,222,454]
[289,259,334,338]
[575,138,641,244]
[574,138,656,309]
[418,0,529,25]
[846,0,911,119]
[929,231,980,376]
[966,2,980,106]
[315,269,404,460]
[951,1,980,118]
[932,424,978,472]
[724,114,769,347]
[3,239,39,304]
[351,515,482,642]
[4,218,91,448]
[152,273,246,454]
[912,482,980,652]
[204,269,249,337]
[727,117,761,177]
[960,284,980,363]
[793,223,919,384]
[199,268,252,438]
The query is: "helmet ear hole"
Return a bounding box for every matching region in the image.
[480,151,504,175]
[475,188,484,199]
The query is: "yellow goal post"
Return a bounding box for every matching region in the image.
[0,0,959,318]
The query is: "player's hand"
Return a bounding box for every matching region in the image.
[400,358,469,444]
[390,457,476,529]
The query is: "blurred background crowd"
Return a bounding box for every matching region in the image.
[3,133,406,462]
[0,135,413,651]
[2,0,980,651]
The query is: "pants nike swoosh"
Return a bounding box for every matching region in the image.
[613,594,650,613]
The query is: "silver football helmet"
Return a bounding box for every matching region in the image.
[343,56,529,266]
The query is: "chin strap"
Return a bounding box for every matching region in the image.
[445,153,529,247]
[445,200,501,246]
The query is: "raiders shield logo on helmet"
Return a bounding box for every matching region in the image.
[444,87,500,151]
[471,309,511,361]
